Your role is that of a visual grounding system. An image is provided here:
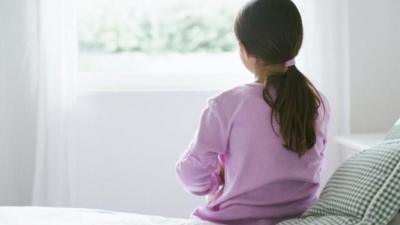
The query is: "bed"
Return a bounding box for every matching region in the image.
[0,207,220,225]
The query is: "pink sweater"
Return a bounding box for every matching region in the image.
[176,82,330,225]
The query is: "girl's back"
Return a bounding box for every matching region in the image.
[176,0,330,224]
[178,82,329,225]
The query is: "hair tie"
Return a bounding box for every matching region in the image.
[284,59,296,67]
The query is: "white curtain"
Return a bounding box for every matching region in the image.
[31,0,77,206]
[0,0,77,205]
[295,0,351,185]
[0,0,39,204]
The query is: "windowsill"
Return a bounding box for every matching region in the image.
[77,52,254,93]
[76,72,253,93]
[334,133,386,151]
[334,132,387,160]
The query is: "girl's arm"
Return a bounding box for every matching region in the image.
[176,98,229,196]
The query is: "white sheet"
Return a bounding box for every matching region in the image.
[0,207,220,225]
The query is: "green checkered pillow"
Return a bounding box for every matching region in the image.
[278,139,400,225]
[385,118,400,140]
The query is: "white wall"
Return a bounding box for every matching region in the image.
[2,0,400,218]
[69,92,217,218]
[348,0,400,133]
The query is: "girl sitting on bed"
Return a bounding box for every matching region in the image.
[176,0,330,224]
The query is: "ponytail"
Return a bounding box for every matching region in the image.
[263,66,323,157]
[234,0,320,156]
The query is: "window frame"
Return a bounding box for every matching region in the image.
[75,0,251,92]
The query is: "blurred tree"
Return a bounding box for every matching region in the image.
[78,0,238,53]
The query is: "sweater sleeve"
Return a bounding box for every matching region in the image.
[176,98,229,196]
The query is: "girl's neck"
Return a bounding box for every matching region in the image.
[254,64,288,84]
[255,77,266,85]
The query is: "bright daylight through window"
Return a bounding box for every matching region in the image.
[78,0,250,91]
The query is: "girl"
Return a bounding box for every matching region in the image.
[176,0,330,225]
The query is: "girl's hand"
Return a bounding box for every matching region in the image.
[206,162,225,203]
[218,162,225,185]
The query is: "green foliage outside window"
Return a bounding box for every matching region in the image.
[78,0,239,53]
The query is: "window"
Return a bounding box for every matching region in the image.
[77,0,251,91]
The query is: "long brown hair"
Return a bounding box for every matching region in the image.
[234,0,323,157]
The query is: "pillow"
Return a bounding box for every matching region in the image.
[385,118,400,140]
[278,139,400,225]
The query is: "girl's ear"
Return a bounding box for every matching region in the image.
[239,42,249,60]
[238,41,257,74]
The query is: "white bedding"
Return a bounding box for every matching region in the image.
[0,207,220,225]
